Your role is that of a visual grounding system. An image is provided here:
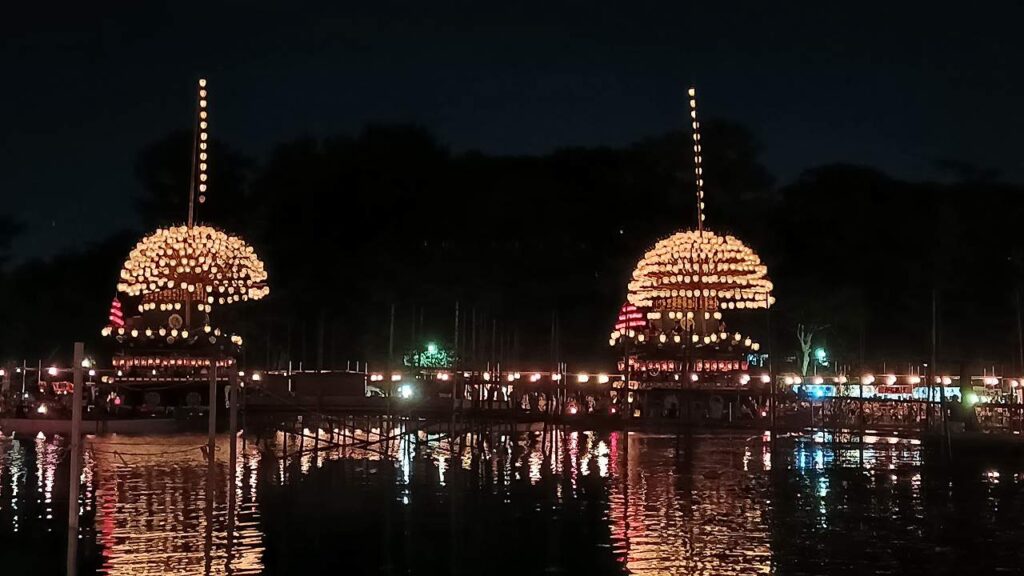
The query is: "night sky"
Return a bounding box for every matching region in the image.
[4,1,1022,258]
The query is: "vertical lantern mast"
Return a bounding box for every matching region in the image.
[688,87,705,235]
[185,78,209,328]
[187,78,210,229]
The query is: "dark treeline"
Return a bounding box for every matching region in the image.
[1,122,1022,372]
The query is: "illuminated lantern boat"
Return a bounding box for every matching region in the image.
[100,79,269,423]
[608,88,772,420]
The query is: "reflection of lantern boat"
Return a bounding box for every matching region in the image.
[99,79,269,426]
[609,88,773,419]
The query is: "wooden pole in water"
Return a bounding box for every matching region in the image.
[1017,286,1024,379]
[241,383,247,450]
[317,309,325,371]
[282,427,289,483]
[66,342,84,576]
[388,303,396,370]
[313,414,320,468]
[204,360,218,574]
[229,370,239,476]
[453,302,460,413]
[209,362,219,458]
[767,290,776,441]
[935,289,950,461]
[227,370,239,562]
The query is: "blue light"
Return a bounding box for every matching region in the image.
[814,388,824,398]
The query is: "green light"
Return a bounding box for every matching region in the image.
[814,347,827,361]
[966,392,979,406]
[404,342,453,368]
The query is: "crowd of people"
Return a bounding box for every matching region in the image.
[803,394,1023,432]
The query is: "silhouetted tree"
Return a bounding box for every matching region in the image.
[0,215,24,270]
[9,120,1024,372]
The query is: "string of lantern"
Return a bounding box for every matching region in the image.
[690,87,706,232]
[369,368,770,386]
[623,87,773,314]
[101,323,244,346]
[609,323,762,352]
[371,370,622,385]
[190,78,210,220]
[111,356,236,369]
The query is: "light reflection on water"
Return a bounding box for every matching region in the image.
[0,427,1022,574]
[607,433,773,575]
[0,433,265,574]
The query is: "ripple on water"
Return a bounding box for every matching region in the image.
[0,428,1023,574]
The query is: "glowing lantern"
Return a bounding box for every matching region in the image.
[627,230,773,311]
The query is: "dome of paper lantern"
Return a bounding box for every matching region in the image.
[116,225,269,305]
[627,229,773,311]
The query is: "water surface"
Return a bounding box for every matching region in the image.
[0,427,1020,574]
